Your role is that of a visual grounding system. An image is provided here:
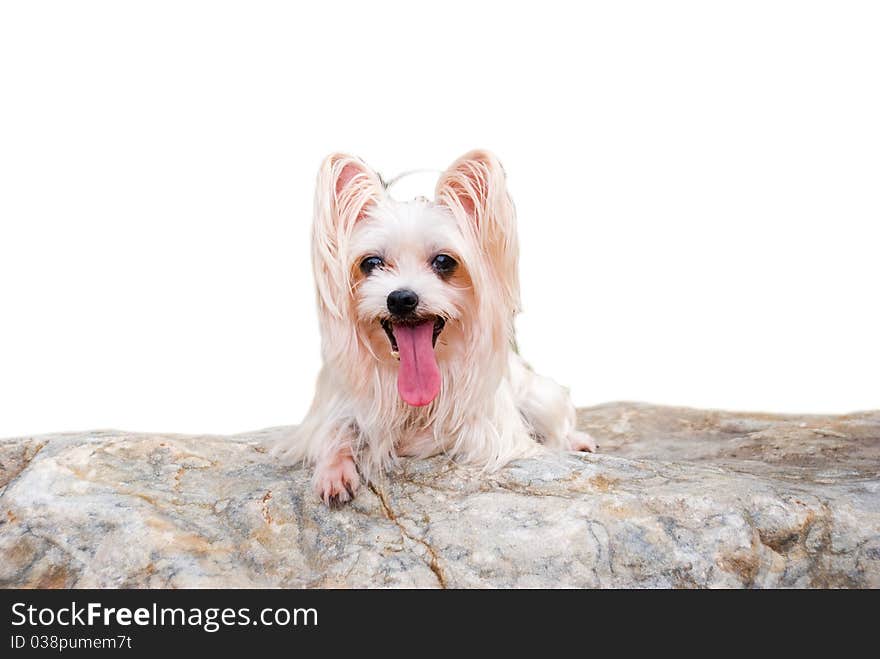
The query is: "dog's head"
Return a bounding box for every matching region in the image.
[312,150,520,408]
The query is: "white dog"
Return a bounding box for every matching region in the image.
[276,150,596,506]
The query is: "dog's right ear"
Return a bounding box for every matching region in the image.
[312,153,384,320]
[321,153,384,223]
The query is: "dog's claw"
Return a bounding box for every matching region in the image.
[314,451,360,508]
[568,430,598,453]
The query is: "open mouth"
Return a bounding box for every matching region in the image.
[380,316,446,356]
[379,316,446,407]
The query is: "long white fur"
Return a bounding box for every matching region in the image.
[274,150,595,503]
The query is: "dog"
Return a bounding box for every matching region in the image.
[275,150,596,506]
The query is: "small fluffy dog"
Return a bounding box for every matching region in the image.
[276,150,596,506]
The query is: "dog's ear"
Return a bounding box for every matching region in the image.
[436,149,520,313]
[317,152,384,225]
[313,153,384,319]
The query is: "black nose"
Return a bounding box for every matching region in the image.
[387,289,419,316]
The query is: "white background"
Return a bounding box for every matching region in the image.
[1,2,877,438]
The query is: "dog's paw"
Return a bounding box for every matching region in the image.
[314,455,360,508]
[567,430,598,453]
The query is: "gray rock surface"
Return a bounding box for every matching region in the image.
[1,403,878,588]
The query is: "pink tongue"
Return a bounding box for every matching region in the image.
[392,321,440,406]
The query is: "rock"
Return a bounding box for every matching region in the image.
[1,403,878,588]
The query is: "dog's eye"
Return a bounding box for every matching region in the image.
[360,256,384,275]
[431,254,458,277]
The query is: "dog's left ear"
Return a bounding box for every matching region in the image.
[435,149,520,313]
